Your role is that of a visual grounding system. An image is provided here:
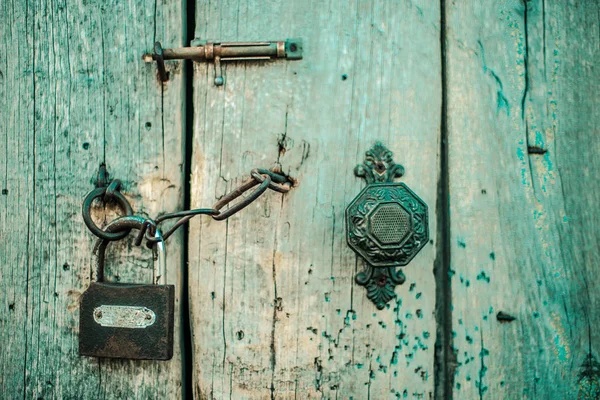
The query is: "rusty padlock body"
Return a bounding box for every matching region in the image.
[79,216,174,360]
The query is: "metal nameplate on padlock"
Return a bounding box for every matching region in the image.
[93,305,156,328]
[345,142,429,309]
[79,217,174,360]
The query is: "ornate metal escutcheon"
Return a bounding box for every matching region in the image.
[345,142,429,309]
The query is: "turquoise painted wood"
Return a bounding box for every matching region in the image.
[446,0,600,398]
[1,0,599,398]
[0,0,186,398]
[188,0,441,398]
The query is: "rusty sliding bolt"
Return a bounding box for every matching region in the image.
[147,39,303,86]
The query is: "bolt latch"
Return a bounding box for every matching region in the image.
[146,38,303,86]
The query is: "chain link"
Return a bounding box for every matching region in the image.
[82,168,293,247]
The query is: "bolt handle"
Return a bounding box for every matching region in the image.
[149,38,303,84]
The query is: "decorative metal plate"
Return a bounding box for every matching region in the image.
[346,184,428,267]
[345,142,429,309]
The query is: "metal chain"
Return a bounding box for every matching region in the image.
[82,168,293,247]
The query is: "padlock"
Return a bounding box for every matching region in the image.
[79,221,174,360]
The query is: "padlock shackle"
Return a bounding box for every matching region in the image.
[154,233,167,284]
[92,215,167,284]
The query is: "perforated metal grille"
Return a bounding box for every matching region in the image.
[369,204,411,244]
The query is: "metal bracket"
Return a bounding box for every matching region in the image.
[147,38,303,86]
[95,163,111,188]
[345,142,429,309]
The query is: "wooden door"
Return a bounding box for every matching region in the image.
[188,1,441,398]
[1,1,599,399]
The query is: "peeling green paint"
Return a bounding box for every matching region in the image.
[476,271,491,283]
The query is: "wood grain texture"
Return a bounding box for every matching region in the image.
[188,0,441,398]
[446,0,600,398]
[0,0,185,398]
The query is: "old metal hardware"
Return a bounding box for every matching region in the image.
[79,168,293,359]
[82,168,293,248]
[82,179,134,241]
[149,39,303,85]
[79,217,174,360]
[95,163,111,188]
[346,142,429,309]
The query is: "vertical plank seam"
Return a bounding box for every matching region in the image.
[23,0,35,396]
[270,217,279,400]
[100,12,106,162]
[221,221,228,383]
[182,0,196,397]
[433,0,456,398]
[521,1,529,121]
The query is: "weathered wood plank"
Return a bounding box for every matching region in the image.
[446,0,600,398]
[0,0,185,398]
[188,0,441,398]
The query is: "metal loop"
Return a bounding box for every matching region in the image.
[253,168,292,193]
[92,215,147,282]
[135,218,157,247]
[82,186,134,241]
[211,172,271,221]
[155,208,220,224]
[104,179,121,201]
[92,215,166,284]
[83,167,292,246]
[143,208,220,247]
